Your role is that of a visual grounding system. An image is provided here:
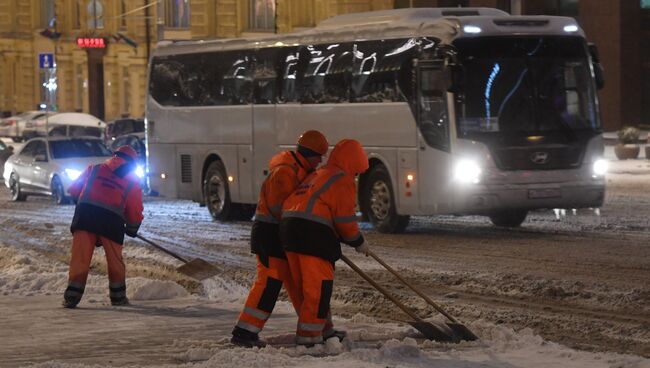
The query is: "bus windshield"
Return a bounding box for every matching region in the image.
[453,36,600,141]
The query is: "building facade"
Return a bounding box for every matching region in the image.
[0,0,646,130]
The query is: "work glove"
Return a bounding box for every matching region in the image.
[354,243,370,256]
[125,223,140,238]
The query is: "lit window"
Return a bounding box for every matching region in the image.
[73,1,81,29]
[40,0,55,29]
[119,0,127,29]
[164,0,190,28]
[249,0,275,31]
[87,0,104,29]
[642,0,650,9]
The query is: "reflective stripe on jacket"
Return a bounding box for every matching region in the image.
[250,151,312,259]
[68,156,144,245]
[280,140,368,262]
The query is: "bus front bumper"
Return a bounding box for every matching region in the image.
[449,180,606,215]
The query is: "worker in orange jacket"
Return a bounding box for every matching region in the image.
[232,130,329,348]
[280,139,370,346]
[62,145,144,309]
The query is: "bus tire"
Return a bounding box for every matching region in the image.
[488,210,528,227]
[361,165,409,233]
[203,160,237,221]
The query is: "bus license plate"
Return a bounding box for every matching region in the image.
[528,188,561,199]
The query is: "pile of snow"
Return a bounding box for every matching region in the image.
[202,275,249,303]
[128,277,189,300]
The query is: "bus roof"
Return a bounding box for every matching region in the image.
[153,8,585,56]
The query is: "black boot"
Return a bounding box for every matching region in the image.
[323,329,347,342]
[231,326,266,348]
[62,297,79,309]
[110,297,130,306]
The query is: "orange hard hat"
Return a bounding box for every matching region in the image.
[297,130,328,156]
[114,145,138,161]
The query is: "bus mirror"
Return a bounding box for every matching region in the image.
[593,62,605,90]
[449,65,464,95]
[588,43,600,63]
[588,43,605,90]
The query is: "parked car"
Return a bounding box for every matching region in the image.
[106,118,144,142]
[0,111,55,142]
[21,112,106,140]
[3,137,112,204]
[110,132,146,163]
[0,140,15,174]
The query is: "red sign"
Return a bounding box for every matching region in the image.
[76,38,106,49]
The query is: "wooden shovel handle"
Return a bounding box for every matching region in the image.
[367,249,459,324]
[340,254,424,323]
[136,234,189,263]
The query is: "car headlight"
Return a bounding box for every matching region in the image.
[592,158,608,176]
[135,164,145,178]
[453,159,482,184]
[65,168,82,180]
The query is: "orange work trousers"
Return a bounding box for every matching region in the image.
[64,230,126,304]
[285,251,335,345]
[235,256,301,334]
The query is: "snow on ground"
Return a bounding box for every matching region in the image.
[1,235,649,368]
[1,136,650,367]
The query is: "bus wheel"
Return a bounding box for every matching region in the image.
[362,165,409,233]
[488,210,528,227]
[203,161,235,221]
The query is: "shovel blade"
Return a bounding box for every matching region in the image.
[447,322,479,342]
[408,321,478,343]
[176,258,220,281]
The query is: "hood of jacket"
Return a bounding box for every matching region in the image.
[326,139,369,176]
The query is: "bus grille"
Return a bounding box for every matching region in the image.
[180,154,192,183]
[492,146,583,170]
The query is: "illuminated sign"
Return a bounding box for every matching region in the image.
[76,38,106,49]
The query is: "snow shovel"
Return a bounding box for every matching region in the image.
[341,254,465,342]
[136,234,220,281]
[366,250,478,342]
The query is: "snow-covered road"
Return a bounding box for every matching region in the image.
[0,157,649,367]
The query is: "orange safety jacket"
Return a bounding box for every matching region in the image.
[251,151,313,262]
[280,139,368,263]
[68,156,144,245]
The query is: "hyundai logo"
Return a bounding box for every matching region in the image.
[530,151,549,164]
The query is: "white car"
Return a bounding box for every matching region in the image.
[0,111,55,142]
[21,112,106,140]
[3,137,113,204]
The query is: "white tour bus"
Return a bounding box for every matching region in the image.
[145,8,606,233]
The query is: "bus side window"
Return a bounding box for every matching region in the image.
[253,48,281,104]
[149,58,192,106]
[222,52,254,105]
[418,66,450,152]
[352,38,413,103]
[300,43,352,104]
[279,48,307,103]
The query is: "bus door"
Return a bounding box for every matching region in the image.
[251,48,282,197]
[415,59,454,213]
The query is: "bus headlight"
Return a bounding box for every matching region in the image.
[592,159,608,176]
[454,159,482,184]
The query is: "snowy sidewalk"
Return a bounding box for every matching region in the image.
[2,291,649,368]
